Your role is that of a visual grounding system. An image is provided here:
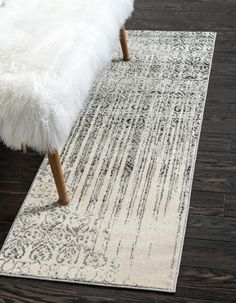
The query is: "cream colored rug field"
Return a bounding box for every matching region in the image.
[0,31,216,292]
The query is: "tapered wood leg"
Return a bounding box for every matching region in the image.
[120,26,131,61]
[48,150,70,206]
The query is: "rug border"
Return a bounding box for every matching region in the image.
[171,31,217,292]
[0,30,217,293]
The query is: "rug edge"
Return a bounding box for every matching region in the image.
[171,31,217,292]
[0,271,177,293]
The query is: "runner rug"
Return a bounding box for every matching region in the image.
[0,31,216,292]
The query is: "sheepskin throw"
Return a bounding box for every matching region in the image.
[0,0,134,152]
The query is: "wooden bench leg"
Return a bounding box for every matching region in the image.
[120,26,131,61]
[48,150,70,206]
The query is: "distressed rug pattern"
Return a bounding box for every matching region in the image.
[0,31,216,292]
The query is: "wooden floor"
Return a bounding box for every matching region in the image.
[0,1,236,302]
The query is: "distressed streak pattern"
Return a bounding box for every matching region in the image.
[0,31,216,292]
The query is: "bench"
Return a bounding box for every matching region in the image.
[0,0,134,205]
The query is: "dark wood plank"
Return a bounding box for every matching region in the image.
[193,170,236,193]
[231,136,236,154]
[1,267,235,303]
[0,221,12,248]
[204,101,236,119]
[177,266,236,303]
[128,2,236,31]
[198,133,234,153]
[186,214,236,242]
[201,117,236,135]
[190,191,225,216]
[196,150,236,172]
[0,193,24,223]
[182,239,236,271]
[225,193,236,218]
[0,146,42,184]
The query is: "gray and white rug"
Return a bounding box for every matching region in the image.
[0,31,216,292]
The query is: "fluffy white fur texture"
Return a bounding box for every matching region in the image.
[0,0,134,153]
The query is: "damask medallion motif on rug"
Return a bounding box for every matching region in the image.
[0,31,216,292]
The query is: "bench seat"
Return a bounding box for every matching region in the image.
[0,0,133,152]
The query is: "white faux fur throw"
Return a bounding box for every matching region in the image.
[0,0,134,152]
